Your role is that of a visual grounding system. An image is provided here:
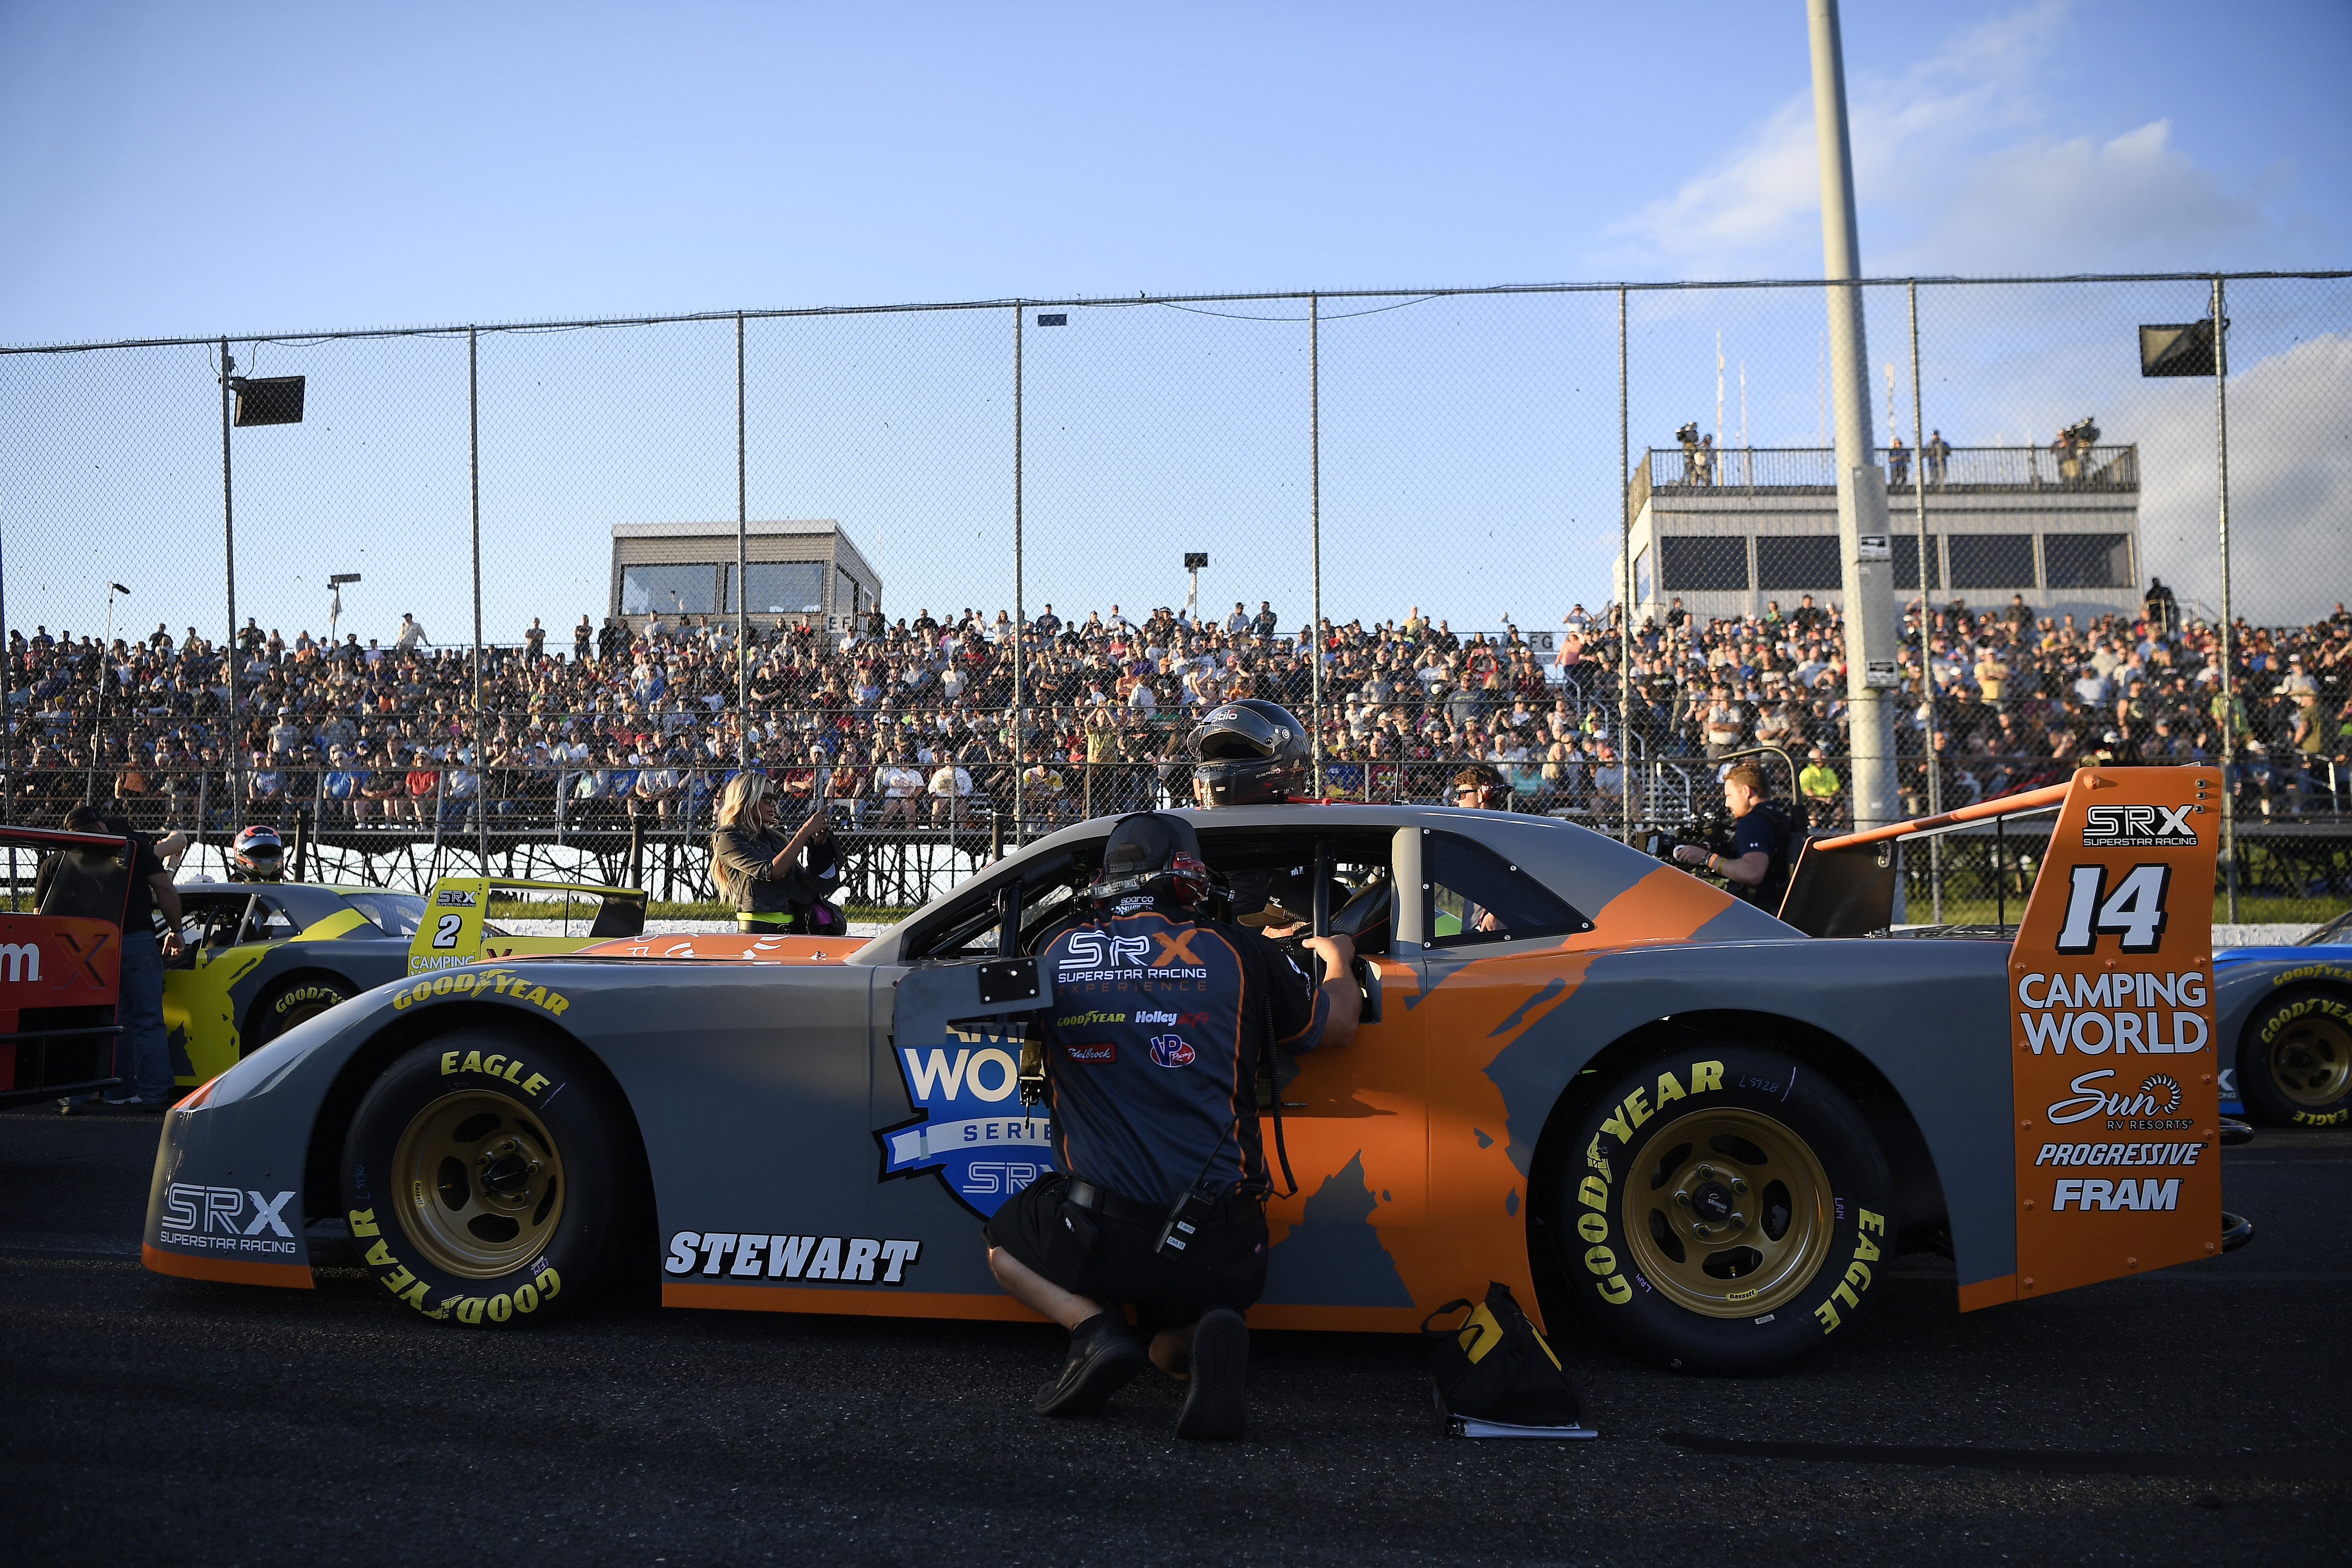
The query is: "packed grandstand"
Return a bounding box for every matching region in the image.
[8,591,2349,841]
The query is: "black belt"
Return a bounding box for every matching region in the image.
[1062,1177,1258,1227]
[1061,1178,1168,1226]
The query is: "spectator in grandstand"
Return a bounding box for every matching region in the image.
[1799,746,1842,829]
[928,750,976,825]
[395,613,429,651]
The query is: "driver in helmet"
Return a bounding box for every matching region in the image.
[1188,700,1341,926]
[229,825,287,882]
[1189,699,1310,809]
[985,811,1360,1441]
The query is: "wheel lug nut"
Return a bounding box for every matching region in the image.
[1729,1212,1746,1230]
[1696,1165,1714,1180]
[1693,1223,1712,1239]
[1731,1179,1748,1194]
[1674,1190,1691,1207]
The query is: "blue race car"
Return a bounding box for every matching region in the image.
[2214,909,2352,1127]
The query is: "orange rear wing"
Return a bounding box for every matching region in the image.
[1793,769,2226,1307]
[1999,766,2223,1304]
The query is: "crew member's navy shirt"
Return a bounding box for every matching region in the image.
[1041,900,1328,1207]
[1729,803,1785,906]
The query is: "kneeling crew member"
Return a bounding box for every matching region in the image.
[985,811,1360,1440]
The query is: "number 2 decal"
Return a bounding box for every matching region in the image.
[431,913,464,949]
[2055,863,2170,954]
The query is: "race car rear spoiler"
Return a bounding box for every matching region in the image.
[1778,781,2073,938]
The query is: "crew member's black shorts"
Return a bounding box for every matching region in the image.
[984,1173,1268,1335]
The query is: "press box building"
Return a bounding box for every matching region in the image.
[1612,444,2147,628]
[608,520,882,631]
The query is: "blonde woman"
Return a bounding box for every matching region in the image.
[710,771,841,934]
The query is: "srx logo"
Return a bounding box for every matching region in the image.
[160,1184,296,1237]
[2083,804,2198,847]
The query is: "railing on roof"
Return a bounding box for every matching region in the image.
[1641,444,2140,497]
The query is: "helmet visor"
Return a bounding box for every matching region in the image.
[1192,703,1287,761]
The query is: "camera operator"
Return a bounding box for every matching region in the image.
[985,812,1361,1440]
[1671,761,1794,909]
[709,771,842,934]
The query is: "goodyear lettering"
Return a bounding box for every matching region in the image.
[397,971,572,1018]
[488,1294,512,1323]
[381,1264,417,1295]
[1054,1010,1127,1028]
[2271,964,2352,990]
[364,1239,395,1268]
[348,1208,380,1238]
[664,1230,920,1286]
[1814,1208,1887,1335]
[1579,1058,1724,1309]
[2262,996,2352,1044]
[457,1298,485,1325]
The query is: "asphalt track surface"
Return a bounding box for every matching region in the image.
[4,1107,2347,1568]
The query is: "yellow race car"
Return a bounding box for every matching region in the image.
[163,877,645,1087]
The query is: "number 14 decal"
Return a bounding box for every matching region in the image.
[2055,863,2170,954]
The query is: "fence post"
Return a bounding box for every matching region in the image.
[1907,279,1941,922]
[219,337,240,821]
[1008,302,1026,843]
[2213,276,2238,924]
[470,325,489,879]
[1617,285,1632,843]
[1308,294,1327,794]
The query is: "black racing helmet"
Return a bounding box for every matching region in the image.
[1191,698,1309,806]
[1087,811,1212,911]
[231,824,286,881]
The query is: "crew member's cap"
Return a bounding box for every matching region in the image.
[1239,898,1303,930]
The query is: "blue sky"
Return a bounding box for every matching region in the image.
[3,0,2344,642]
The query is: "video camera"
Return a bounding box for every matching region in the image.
[1639,798,1737,864]
[1674,421,1701,446]
[2062,415,2101,446]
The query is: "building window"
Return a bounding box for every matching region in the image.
[1659,535,1749,591]
[1633,547,1653,604]
[2042,533,2132,589]
[837,567,861,620]
[1755,535,1841,590]
[1891,534,1944,591]
[725,561,826,615]
[620,564,719,616]
[1947,534,2036,590]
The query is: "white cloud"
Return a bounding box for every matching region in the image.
[1595,3,2287,278]
[2127,329,2352,628]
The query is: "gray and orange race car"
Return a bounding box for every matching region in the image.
[145,768,2254,1373]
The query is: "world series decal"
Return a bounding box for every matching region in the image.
[876,1017,1055,1219]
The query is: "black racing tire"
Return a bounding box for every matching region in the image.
[1551,1043,1893,1375]
[246,976,356,1053]
[340,1030,626,1328]
[2235,987,2352,1128]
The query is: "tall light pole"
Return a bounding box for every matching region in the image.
[1806,0,1900,830]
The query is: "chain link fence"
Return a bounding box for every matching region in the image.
[4,272,2347,920]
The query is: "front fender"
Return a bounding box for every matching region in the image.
[142,964,595,1288]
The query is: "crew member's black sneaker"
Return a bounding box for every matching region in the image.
[1173,1307,1248,1441]
[1033,1311,1146,1418]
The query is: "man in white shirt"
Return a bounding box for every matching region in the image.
[929,755,976,825]
[395,614,429,651]
[879,750,926,826]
